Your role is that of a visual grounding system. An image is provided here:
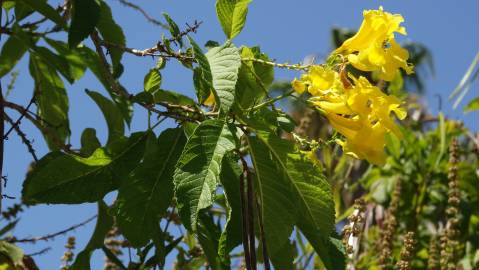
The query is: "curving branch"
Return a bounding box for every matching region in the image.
[4,113,38,162]
[115,0,168,28]
[10,215,97,243]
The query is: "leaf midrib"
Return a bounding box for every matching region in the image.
[257,136,322,232]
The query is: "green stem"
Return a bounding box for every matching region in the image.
[250,89,295,111]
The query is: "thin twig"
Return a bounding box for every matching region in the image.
[26,247,52,257]
[0,0,5,214]
[241,57,313,71]
[4,113,38,162]
[11,215,97,243]
[3,96,35,140]
[3,101,73,154]
[99,20,201,60]
[115,0,168,28]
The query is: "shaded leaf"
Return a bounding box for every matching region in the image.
[86,90,125,145]
[235,46,274,110]
[0,35,28,78]
[80,128,102,157]
[188,36,213,104]
[218,155,242,263]
[69,0,101,47]
[29,55,70,150]
[17,0,65,27]
[197,212,228,269]
[247,131,336,268]
[116,129,186,247]
[163,13,182,47]
[76,47,133,125]
[44,38,87,81]
[71,201,113,270]
[22,133,147,204]
[97,1,125,70]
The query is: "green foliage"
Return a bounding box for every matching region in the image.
[86,90,125,145]
[115,129,186,247]
[0,35,28,78]
[71,202,113,270]
[97,0,125,71]
[248,132,339,268]
[22,133,147,204]
[205,42,241,114]
[3,1,477,269]
[68,0,101,47]
[215,0,252,39]
[174,119,236,231]
[17,0,65,27]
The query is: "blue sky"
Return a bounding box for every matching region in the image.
[2,0,479,268]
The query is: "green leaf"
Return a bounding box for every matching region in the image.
[152,89,197,107]
[188,36,213,104]
[17,0,65,27]
[464,96,479,113]
[14,1,33,22]
[97,1,125,70]
[215,0,252,39]
[247,131,336,268]
[22,133,147,204]
[86,90,125,145]
[174,119,236,231]
[116,129,186,247]
[44,38,88,81]
[205,42,241,114]
[144,68,162,93]
[0,241,23,265]
[218,155,242,263]
[197,212,228,269]
[71,201,113,270]
[102,246,127,270]
[163,13,182,47]
[0,35,28,78]
[235,47,274,110]
[29,55,70,150]
[69,0,101,48]
[76,47,133,125]
[0,220,18,237]
[11,26,78,83]
[80,128,102,157]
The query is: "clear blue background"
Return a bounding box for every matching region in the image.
[2,0,478,268]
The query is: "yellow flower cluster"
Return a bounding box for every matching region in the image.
[292,7,411,165]
[336,6,414,81]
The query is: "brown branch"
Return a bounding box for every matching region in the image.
[255,197,270,270]
[92,31,207,124]
[99,20,201,60]
[238,164,252,270]
[10,215,97,243]
[0,81,4,214]
[246,166,257,270]
[26,247,51,257]
[3,101,73,154]
[4,113,38,162]
[3,96,35,140]
[115,0,168,28]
